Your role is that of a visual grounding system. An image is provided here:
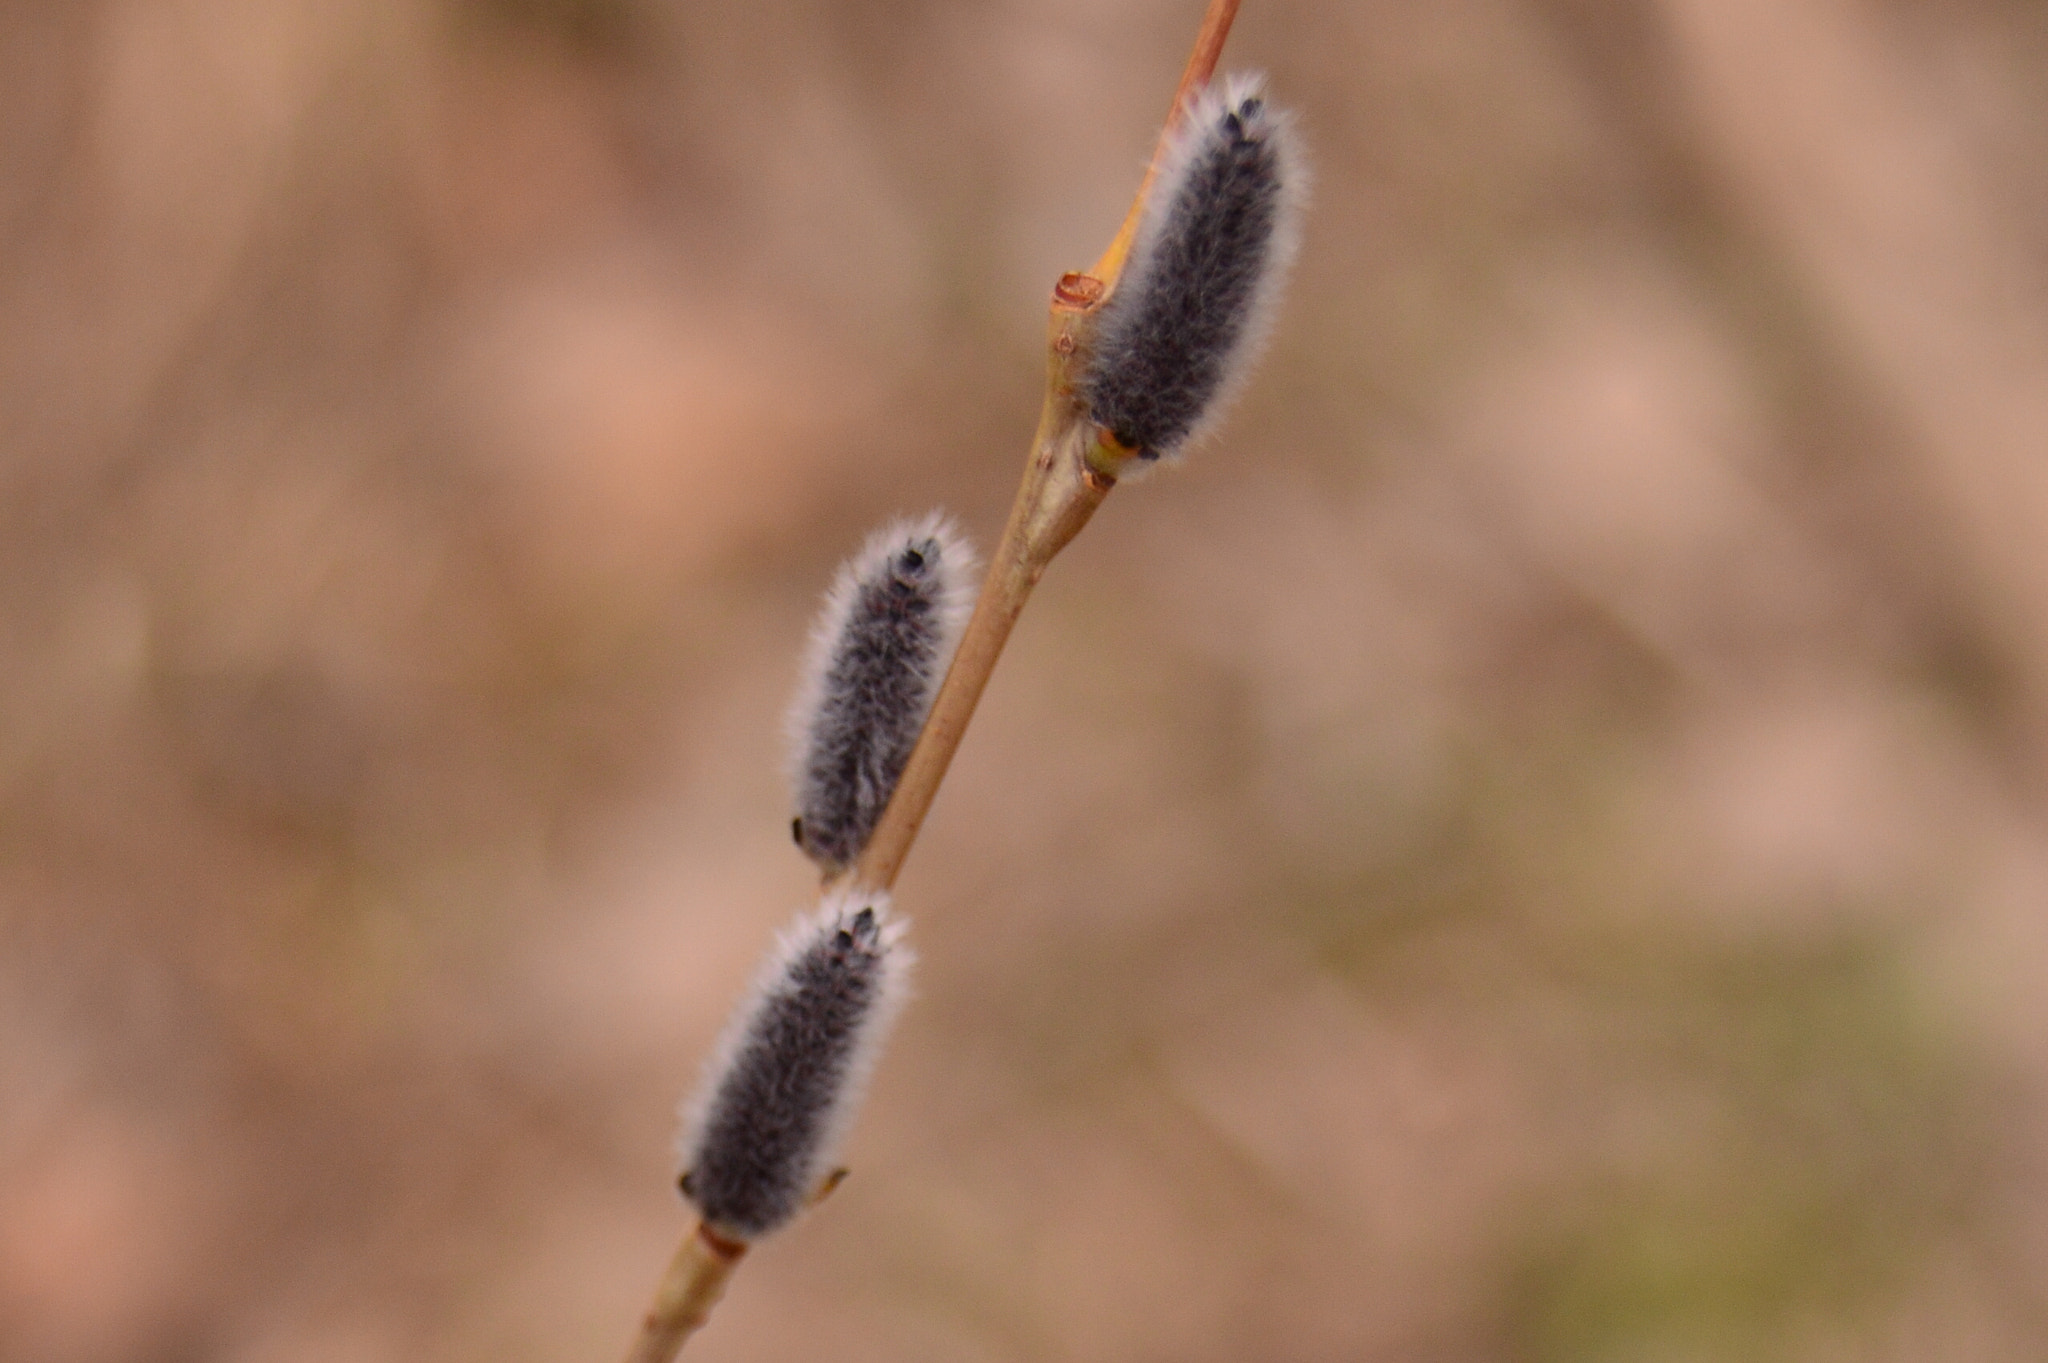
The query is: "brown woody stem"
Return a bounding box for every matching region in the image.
[851,0,1243,890]
[849,290,1114,893]
[622,5,1244,1357]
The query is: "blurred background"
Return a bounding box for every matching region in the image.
[5,0,2048,1359]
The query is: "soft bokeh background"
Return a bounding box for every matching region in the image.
[6,0,2048,1359]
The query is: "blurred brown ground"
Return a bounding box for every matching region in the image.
[5,1,2048,1359]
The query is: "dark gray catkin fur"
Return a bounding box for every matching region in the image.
[680,894,911,1239]
[788,513,976,873]
[1082,74,1304,463]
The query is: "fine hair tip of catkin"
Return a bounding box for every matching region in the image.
[1082,71,1307,474]
[678,890,913,1240]
[785,512,979,872]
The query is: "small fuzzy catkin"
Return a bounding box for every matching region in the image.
[788,513,977,873]
[1082,73,1304,463]
[679,892,912,1240]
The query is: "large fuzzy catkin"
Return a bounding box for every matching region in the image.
[1082,73,1304,463]
[787,513,976,873]
[679,892,912,1240]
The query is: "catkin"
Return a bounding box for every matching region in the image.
[787,513,976,873]
[1083,73,1305,464]
[679,892,912,1240]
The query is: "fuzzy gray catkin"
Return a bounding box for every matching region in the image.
[787,513,976,873]
[679,892,912,1240]
[1082,73,1304,463]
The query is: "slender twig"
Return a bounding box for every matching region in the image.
[619,6,1242,1357]
[621,1224,746,1363]
[852,0,1241,895]
[847,290,1113,894]
[1089,0,1243,291]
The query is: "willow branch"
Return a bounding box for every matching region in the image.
[849,0,1242,895]
[620,4,1244,1358]
[848,282,1115,894]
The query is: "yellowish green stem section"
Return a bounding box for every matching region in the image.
[621,1222,746,1363]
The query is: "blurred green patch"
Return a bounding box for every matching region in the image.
[1498,934,1968,1362]
[1509,1176,1910,1363]
[1278,720,1979,1360]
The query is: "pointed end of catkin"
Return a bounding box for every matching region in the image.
[1083,73,1306,474]
[786,513,978,873]
[679,890,913,1241]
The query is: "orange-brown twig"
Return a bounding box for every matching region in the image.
[850,0,1241,895]
[1088,0,1242,290]
[620,5,1245,1358]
